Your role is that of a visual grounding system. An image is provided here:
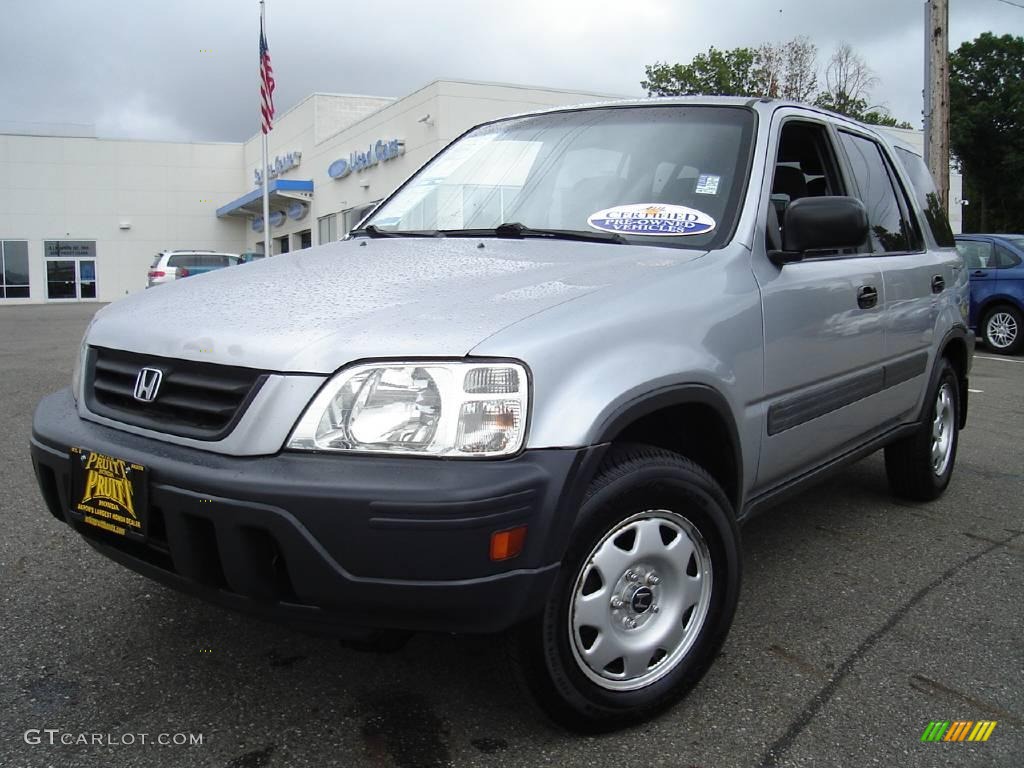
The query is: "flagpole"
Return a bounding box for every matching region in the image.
[260,0,272,255]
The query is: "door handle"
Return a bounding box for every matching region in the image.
[857,285,879,309]
[931,274,946,294]
[972,270,987,277]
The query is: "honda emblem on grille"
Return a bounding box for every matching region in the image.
[133,367,163,402]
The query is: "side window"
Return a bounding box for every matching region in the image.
[166,254,192,269]
[893,147,955,247]
[955,240,993,269]
[767,121,845,251]
[838,132,912,254]
[995,244,1022,269]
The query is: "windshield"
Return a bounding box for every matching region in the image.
[363,106,755,249]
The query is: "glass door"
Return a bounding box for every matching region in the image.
[45,259,97,300]
[79,260,97,298]
[46,260,78,299]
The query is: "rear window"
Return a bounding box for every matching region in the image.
[150,254,163,268]
[955,240,993,269]
[894,147,955,248]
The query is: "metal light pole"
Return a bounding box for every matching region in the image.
[923,0,950,209]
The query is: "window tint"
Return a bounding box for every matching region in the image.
[839,133,911,253]
[893,147,955,247]
[150,254,163,268]
[995,244,1022,269]
[955,240,994,269]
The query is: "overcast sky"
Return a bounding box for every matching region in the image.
[1,0,1022,142]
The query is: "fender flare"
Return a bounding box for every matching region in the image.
[591,382,744,508]
[930,324,972,429]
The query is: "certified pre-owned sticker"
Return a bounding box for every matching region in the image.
[587,204,716,237]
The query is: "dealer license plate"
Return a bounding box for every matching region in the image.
[69,447,148,541]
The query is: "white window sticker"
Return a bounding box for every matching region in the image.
[695,174,721,195]
[587,204,716,237]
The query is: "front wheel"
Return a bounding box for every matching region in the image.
[981,305,1023,355]
[510,445,741,732]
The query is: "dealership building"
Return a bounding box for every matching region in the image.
[0,80,963,304]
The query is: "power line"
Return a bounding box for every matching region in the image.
[992,0,1024,10]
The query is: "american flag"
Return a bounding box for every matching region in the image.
[259,19,275,134]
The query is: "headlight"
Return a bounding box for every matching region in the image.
[70,330,90,403]
[287,361,529,457]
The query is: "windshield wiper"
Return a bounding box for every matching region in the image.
[353,224,446,238]
[443,222,627,244]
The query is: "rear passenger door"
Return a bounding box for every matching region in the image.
[836,133,943,421]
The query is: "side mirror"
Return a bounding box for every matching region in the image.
[769,196,869,266]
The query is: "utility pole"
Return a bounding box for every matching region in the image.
[923,0,950,209]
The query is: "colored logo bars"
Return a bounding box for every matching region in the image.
[920,720,998,742]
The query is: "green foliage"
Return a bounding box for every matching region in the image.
[950,32,1024,232]
[643,40,911,128]
[642,47,760,97]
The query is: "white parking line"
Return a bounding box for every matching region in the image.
[968,388,984,394]
[975,355,1024,364]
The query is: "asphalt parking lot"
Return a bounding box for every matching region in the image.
[1,303,1021,768]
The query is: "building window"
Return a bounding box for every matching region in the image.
[343,201,380,236]
[294,230,312,250]
[0,240,30,298]
[44,240,97,300]
[317,214,337,245]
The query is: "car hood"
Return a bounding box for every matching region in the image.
[89,238,705,374]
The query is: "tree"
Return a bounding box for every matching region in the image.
[642,39,912,128]
[642,47,760,97]
[950,32,1024,232]
[642,37,818,100]
[814,42,879,116]
[813,43,912,128]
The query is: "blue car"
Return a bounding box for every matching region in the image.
[955,234,1024,354]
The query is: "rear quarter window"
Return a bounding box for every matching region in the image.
[893,147,955,248]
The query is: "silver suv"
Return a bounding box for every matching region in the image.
[147,249,239,287]
[31,98,971,731]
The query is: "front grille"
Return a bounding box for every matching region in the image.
[84,347,268,440]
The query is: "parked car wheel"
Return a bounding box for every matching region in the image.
[510,445,741,732]
[981,304,1023,355]
[884,359,960,501]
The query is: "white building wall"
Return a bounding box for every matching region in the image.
[0,134,245,303]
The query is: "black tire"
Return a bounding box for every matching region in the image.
[884,359,960,501]
[981,304,1023,355]
[509,444,741,732]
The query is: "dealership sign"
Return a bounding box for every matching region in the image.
[328,139,405,180]
[254,151,302,186]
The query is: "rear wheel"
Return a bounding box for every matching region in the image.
[885,359,960,501]
[510,445,741,732]
[981,305,1022,355]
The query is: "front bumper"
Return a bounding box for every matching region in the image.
[31,388,601,634]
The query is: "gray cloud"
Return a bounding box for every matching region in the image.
[1,0,1022,142]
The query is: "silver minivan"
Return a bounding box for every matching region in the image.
[32,98,971,731]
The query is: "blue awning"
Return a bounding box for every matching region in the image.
[216,179,314,218]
